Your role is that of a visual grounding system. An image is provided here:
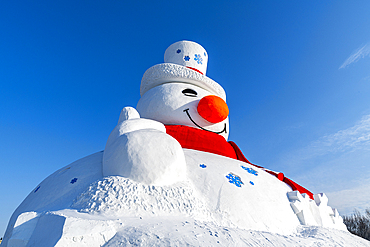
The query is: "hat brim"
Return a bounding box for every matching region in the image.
[140,63,226,101]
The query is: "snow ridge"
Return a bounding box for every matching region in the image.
[72,176,212,220]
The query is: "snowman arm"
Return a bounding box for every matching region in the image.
[103,107,186,185]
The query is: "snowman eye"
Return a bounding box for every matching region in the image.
[182,88,198,97]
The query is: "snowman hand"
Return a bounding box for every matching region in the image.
[115,106,166,135]
[117,106,141,122]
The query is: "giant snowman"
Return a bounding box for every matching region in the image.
[3,41,364,247]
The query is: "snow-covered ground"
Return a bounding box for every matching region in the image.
[5,211,369,246]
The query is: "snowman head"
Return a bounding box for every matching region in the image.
[137,41,230,140]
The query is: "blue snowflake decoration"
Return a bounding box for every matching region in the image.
[177,49,181,53]
[70,178,78,184]
[241,166,258,176]
[250,181,254,185]
[194,54,203,64]
[34,186,40,193]
[226,173,243,187]
[184,55,190,61]
[199,164,206,168]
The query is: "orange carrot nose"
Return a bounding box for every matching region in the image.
[197,95,229,123]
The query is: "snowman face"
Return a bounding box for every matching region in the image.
[137,83,229,140]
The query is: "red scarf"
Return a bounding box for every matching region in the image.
[165,125,313,199]
[165,125,239,160]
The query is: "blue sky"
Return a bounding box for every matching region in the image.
[1,1,370,236]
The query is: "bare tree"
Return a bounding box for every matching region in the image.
[343,208,370,241]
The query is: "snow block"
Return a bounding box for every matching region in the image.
[288,191,319,226]
[287,191,347,230]
[292,203,317,226]
[287,191,304,202]
[314,193,329,207]
[289,202,302,215]
[313,193,347,230]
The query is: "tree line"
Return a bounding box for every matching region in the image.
[343,208,370,241]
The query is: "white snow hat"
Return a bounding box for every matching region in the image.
[140,41,226,101]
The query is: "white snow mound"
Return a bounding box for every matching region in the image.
[72,176,212,220]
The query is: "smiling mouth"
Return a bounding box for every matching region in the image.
[183,108,227,134]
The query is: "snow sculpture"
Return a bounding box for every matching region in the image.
[2,41,357,247]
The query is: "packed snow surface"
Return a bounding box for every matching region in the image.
[72,177,211,220]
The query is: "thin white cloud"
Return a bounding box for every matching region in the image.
[281,114,370,169]
[362,75,370,81]
[291,114,370,163]
[339,42,370,69]
[313,114,370,154]
[326,180,370,215]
